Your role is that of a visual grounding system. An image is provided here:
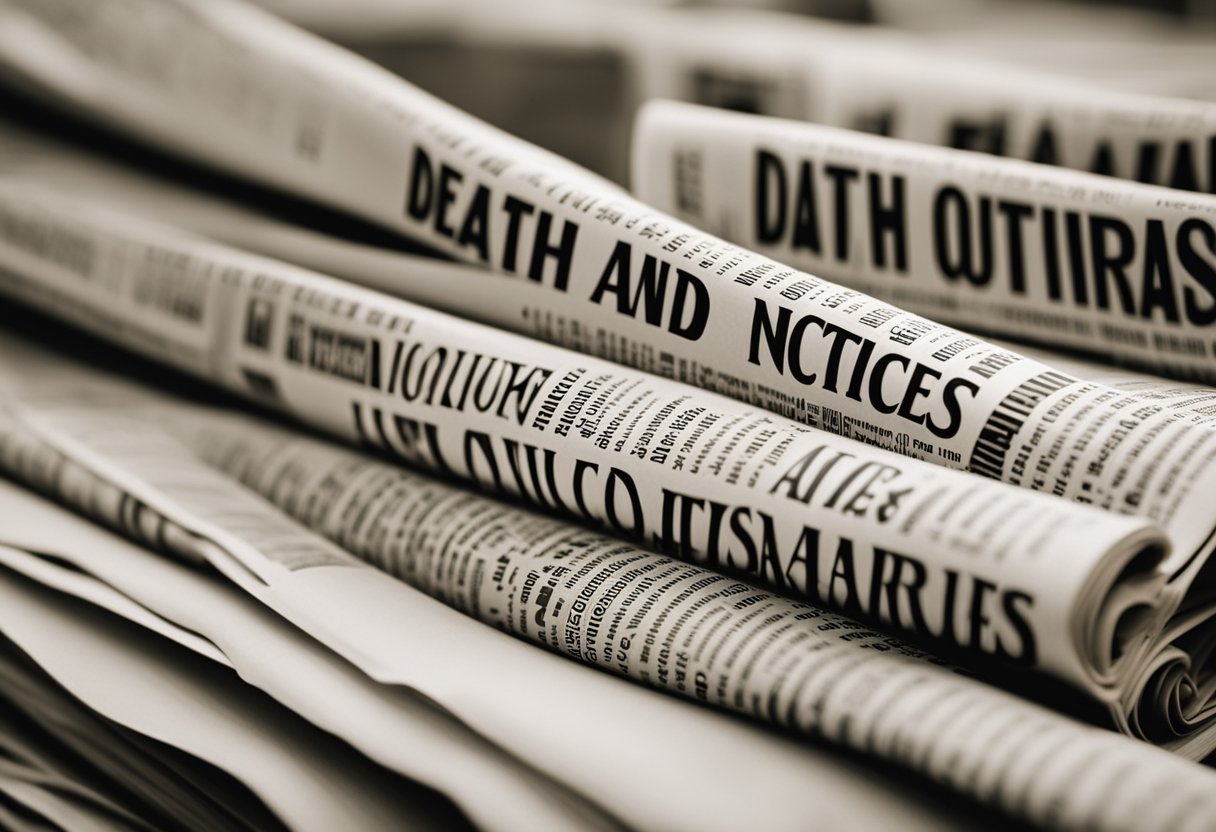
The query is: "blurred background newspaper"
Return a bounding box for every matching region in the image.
[2,1,1216,830]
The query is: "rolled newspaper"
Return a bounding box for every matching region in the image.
[1,0,1213,607]
[0,173,1209,760]
[2,336,1216,832]
[2,0,1216,755]
[631,100,1216,383]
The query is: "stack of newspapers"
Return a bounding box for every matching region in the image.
[4,0,1216,829]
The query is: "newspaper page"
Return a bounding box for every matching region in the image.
[8,478,879,832]
[176,401,1216,760]
[8,89,1216,751]
[984,337,1216,425]
[3,0,1216,600]
[2,343,1216,832]
[0,566,457,832]
[979,337,1216,692]
[4,170,1216,764]
[631,100,1216,383]
[0,480,622,832]
[0,177,1180,707]
[3,0,1216,756]
[0,397,877,832]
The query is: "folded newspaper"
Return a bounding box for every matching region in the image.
[5,464,987,832]
[4,0,1214,594]
[5,353,969,832]
[4,0,1216,827]
[3,323,1216,832]
[7,0,1216,725]
[5,136,1216,777]
[0,172,1178,695]
[631,100,1216,383]
[0,554,464,832]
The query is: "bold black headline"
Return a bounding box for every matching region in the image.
[346,397,1037,665]
[403,145,989,439]
[753,149,1216,328]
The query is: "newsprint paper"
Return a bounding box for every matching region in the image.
[631,101,1216,384]
[0,350,989,832]
[2,0,1216,825]
[3,306,1216,832]
[0,177,1182,719]
[3,0,1215,598]
[2,0,1215,606]
[5,160,1216,780]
